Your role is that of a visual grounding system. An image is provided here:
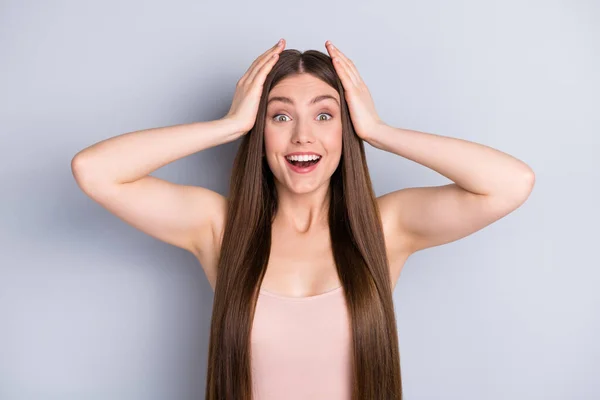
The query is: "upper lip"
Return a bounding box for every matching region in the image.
[284,151,322,157]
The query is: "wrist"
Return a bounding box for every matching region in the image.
[219,117,248,139]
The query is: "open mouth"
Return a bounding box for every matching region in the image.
[284,154,322,172]
[285,158,321,168]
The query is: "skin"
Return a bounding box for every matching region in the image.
[72,38,535,298]
[261,40,534,296]
[258,74,347,295]
[264,74,343,233]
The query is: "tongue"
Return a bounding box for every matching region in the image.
[295,160,318,168]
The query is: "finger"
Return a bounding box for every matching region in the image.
[327,43,357,75]
[239,41,281,85]
[248,40,283,73]
[327,42,361,85]
[334,51,360,85]
[333,56,359,88]
[241,39,284,84]
[247,40,284,83]
[250,51,280,86]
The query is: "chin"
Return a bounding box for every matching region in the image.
[286,176,332,194]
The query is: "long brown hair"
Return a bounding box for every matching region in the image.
[205,48,403,400]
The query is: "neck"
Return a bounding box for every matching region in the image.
[274,184,330,234]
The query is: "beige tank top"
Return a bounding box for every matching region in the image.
[250,284,353,399]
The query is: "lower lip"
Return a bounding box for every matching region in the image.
[285,157,322,174]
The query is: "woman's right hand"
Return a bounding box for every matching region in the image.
[223,38,286,135]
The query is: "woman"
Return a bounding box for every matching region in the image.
[71,38,535,400]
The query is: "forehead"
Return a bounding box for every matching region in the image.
[268,74,339,105]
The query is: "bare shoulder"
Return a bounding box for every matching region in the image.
[195,194,409,292]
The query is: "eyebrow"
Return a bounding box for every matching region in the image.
[267,94,340,107]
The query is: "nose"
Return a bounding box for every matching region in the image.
[290,122,316,144]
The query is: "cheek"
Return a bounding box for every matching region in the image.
[323,129,343,154]
[263,128,285,153]
[263,129,284,174]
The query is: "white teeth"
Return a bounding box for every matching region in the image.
[285,154,321,162]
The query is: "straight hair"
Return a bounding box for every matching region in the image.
[205,49,403,400]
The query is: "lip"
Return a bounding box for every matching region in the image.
[284,151,322,157]
[284,154,322,174]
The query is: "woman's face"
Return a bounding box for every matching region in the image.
[264,74,343,195]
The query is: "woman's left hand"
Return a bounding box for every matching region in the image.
[325,41,385,143]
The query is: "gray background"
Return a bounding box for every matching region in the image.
[1,1,598,399]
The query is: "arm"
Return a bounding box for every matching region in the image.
[71,118,245,283]
[370,124,535,265]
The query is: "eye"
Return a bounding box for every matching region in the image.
[271,113,333,122]
[273,114,290,122]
